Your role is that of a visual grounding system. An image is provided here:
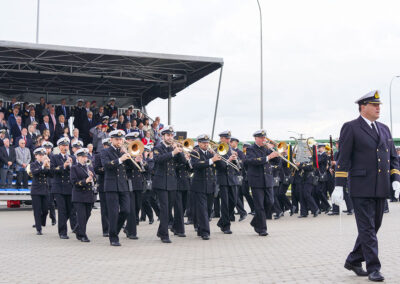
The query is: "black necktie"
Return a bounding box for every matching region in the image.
[371,123,379,136]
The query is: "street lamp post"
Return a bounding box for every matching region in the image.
[389,75,400,134]
[36,0,40,43]
[256,0,263,129]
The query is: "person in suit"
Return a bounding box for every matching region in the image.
[15,138,31,189]
[100,129,131,246]
[331,90,400,281]
[104,98,117,117]
[190,134,219,240]
[296,160,320,218]
[0,138,16,188]
[15,128,33,151]
[152,125,187,243]
[24,109,38,127]
[94,138,111,237]
[82,111,96,145]
[56,98,70,120]
[7,106,19,129]
[94,106,106,124]
[70,148,97,243]
[214,131,241,234]
[39,115,54,139]
[30,147,52,235]
[11,116,23,144]
[35,97,46,123]
[245,130,279,236]
[50,137,77,239]
[239,143,255,215]
[314,144,332,213]
[277,147,294,216]
[54,114,67,142]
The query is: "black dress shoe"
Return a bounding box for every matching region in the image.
[324,206,332,213]
[60,235,69,239]
[313,210,320,217]
[274,212,284,219]
[36,231,43,235]
[342,210,349,213]
[81,237,90,242]
[258,231,268,236]
[239,214,247,222]
[328,212,339,216]
[368,271,384,282]
[185,220,193,225]
[223,230,232,234]
[344,262,368,277]
[201,235,210,240]
[161,238,172,243]
[289,209,294,216]
[127,235,139,240]
[249,211,255,215]
[298,215,308,218]
[52,220,56,226]
[174,232,186,237]
[76,235,82,241]
[32,224,36,228]
[149,219,154,225]
[110,241,121,246]
[384,209,389,213]
[347,210,354,215]
[230,216,235,222]
[103,233,109,237]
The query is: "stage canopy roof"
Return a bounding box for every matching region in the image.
[0,40,223,107]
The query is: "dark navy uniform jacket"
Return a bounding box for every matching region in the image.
[190,146,216,194]
[335,116,400,198]
[30,161,52,195]
[215,146,241,186]
[269,156,282,178]
[126,155,151,191]
[93,152,105,192]
[153,142,186,191]
[51,153,76,195]
[176,160,192,191]
[279,157,293,180]
[100,146,129,192]
[317,152,329,176]
[70,163,97,203]
[245,143,274,188]
[299,162,315,185]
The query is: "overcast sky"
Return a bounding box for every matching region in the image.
[1,0,400,141]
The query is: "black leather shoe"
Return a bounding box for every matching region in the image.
[328,212,339,216]
[259,231,268,236]
[344,262,368,277]
[36,231,43,235]
[223,230,232,234]
[32,224,36,228]
[249,211,255,215]
[239,214,247,222]
[51,220,56,226]
[384,209,389,214]
[149,219,154,225]
[230,216,235,222]
[161,238,172,243]
[274,212,284,219]
[127,235,139,240]
[60,235,69,239]
[313,210,320,217]
[347,210,354,215]
[103,233,109,237]
[81,237,90,242]
[174,232,186,237]
[185,220,193,225]
[298,215,308,218]
[368,271,384,282]
[201,235,210,240]
[324,206,332,213]
[76,235,82,241]
[342,210,349,213]
[110,241,121,246]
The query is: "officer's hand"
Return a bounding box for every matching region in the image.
[266,143,274,150]
[268,151,279,160]
[121,153,131,161]
[331,186,343,205]
[212,154,221,162]
[172,147,182,155]
[86,177,93,183]
[393,181,400,199]
[63,161,70,168]
[135,155,142,162]
[7,161,12,166]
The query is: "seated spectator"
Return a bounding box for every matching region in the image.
[0,138,16,188]
[117,114,125,129]
[15,138,31,189]
[137,122,145,139]
[25,108,38,127]
[143,118,151,132]
[142,131,153,145]
[39,115,54,140]
[42,129,52,142]
[15,128,33,150]
[71,128,83,146]
[61,126,71,140]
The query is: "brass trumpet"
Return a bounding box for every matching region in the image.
[124,140,145,172]
[208,140,240,172]
[264,138,299,170]
[173,138,200,159]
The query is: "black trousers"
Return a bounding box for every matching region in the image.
[194,191,213,237]
[315,181,330,211]
[291,182,301,212]
[272,185,283,215]
[234,192,247,217]
[217,185,237,231]
[278,183,292,212]
[300,183,318,216]
[16,171,29,188]
[213,192,221,218]
[182,190,188,216]
[126,191,142,237]
[155,189,176,239]
[31,194,48,232]
[48,192,56,222]
[99,192,109,234]
[250,187,273,233]
[54,194,76,236]
[240,180,255,212]
[105,191,130,243]
[346,197,385,273]
[172,190,185,234]
[74,202,92,238]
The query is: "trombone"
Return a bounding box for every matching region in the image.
[123,140,146,172]
[265,138,299,170]
[173,138,200,159]
[208,140,241,172]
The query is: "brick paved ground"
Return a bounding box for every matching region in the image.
[0,202,399,284]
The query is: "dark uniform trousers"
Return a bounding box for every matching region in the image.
[194,191,214,236]
[126,190,142,237]
[99,191,109,234]
[172,190,185,234]
[47,191,56,222]
[75,202,92,238]
[315,180,330,211]
[141,190,159,220]
[55,194,76,235]
[31,195,48,231]
[240,180,255,213]
[251,187,273,233]
[336,116,400,273]
[101,146,131,243]
[300,183,319,216]
[155,189,176,238]
[217,185,236,230]
[278,183,292,211]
